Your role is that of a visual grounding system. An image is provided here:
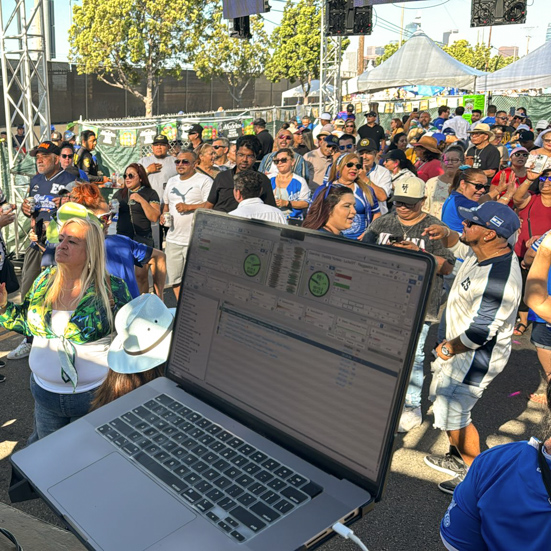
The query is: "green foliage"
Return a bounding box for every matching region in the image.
[193,9,270,107]
[69,0,214,116]
[375,42,400,66]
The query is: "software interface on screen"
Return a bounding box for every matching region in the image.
[169,214,430,483]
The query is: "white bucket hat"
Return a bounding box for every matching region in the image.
[108,294,176,374]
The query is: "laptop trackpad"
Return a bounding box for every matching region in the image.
[48,452,196,551]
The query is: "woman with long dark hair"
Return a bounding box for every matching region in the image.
[303,185,356,235]
[414,136,444,182]
[112,163,161,293]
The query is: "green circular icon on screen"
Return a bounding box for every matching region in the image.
[309,271,330,297]
[243,254,261,277]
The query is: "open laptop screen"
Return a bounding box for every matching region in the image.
[167,211,433,494]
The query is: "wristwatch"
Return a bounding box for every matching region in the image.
[441,344,453,358]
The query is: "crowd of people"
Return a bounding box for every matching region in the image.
[1,102,551,544]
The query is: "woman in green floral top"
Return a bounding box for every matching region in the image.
[0,216,131,442]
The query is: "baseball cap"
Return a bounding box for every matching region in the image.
[442,127,456,135]
[320,112,332,121]
[252,118,266,127]
[63,130,75,141]
[518,130,534,142]
[324,135,339,148]
[187,124,204,136]
[334,119,345,127]
[458,202,520,239]
[365,111,377,117]
[536,119,549,130]
[510,146,529,154]
[357,138,377,153]
[30,141,60,156]
[513,111,526,119]
[392,176,425,205]
[152,134,169,145]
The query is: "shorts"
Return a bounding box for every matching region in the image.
[530,322,551,350]
[429,369,484,431]
[165,241,188,287]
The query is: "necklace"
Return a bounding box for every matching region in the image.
[397,214,425,240]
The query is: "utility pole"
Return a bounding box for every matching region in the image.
[358,35,365,75]
[399,6,404,47]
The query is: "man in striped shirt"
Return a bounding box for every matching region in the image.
[421,202,522,494]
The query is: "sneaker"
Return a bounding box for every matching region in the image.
[397,406,422,433]
[438,468,467,495]
[424,452,467,476]
[7,338,32,360]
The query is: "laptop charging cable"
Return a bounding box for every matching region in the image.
[0,527,23,550]
[332,522,370,551]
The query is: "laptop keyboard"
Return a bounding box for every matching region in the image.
[97,394,323,543]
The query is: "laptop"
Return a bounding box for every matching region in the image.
[11,210,435,551]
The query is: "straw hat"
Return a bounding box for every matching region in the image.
[467,123,495,141]
[413,135,441,154]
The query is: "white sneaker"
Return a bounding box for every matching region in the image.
[7,338,32,360]
[398,406,422,433]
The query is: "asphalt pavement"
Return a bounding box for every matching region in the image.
[0,319,547,551]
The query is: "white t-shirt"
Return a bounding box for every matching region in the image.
[138,154,178,202]
[30,310,110,394]
[163,172,213,246]
[369,164,393,215]
[229,198,288,224]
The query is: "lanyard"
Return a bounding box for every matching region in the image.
[538,442,551,505]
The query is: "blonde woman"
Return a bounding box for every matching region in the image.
[0,216,131,442]
[195,143,220,180]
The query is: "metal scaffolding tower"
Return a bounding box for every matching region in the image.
[319,2,342,117]
[0,0,52,255]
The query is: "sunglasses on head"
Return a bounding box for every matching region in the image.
[465,180,488,190]
[339,144,354,151]
[61,153,74,159]
[175,159,191,165]
[123,173,136,179]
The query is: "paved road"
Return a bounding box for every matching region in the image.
[0,320,547,550]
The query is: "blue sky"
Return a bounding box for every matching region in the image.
[5,0,550,61]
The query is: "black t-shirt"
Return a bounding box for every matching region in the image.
[357,124,386,147]
[256,129,274,160]
[294,144,310,156]
[207,168,276,213]
[466,144,501,183]
[114,186,160,239]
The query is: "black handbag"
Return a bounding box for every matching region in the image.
[0,250,19,294]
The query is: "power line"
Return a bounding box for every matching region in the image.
[391,0,451,10]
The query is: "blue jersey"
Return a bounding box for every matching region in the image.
[441,192,478,233]
[441,440,551,551]
[529,231,551,324]
[270,175,310,220]
[105,235,152,298]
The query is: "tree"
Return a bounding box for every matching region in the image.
[193,10,270,107]
[264,0,322,103]
[443,40,515,72]
[375,42,400,66]
[69,0,214,117]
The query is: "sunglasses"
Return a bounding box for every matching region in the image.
[339,144,354,151]
[345,125,355,128]
[443,157,461,164]
[278,135,292,140]
[212,145,226,150]
[175,159,191,165]
[273,158,290,164]
[61,153,74,159]
[465,180,488,190]
[543,139,551,144]
[496,116,508,120]
[123,173,136,179]
[540,176,551,182]
[513,152,528,157]
[345,162,362,170]
[464,220,485,229]
[394,200,418,209]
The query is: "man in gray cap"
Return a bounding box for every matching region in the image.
[252,118,273,160]
[139,134,178,248]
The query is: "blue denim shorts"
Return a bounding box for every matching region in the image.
[530,322,551,350]
[430,370,484,431]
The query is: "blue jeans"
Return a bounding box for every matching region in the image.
[28,374,96,444]
[405,322,431,409]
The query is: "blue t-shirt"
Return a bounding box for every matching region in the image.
[441,192,478,233]
[441,440,551,551]
[529,231,551,324]
[312,183,379,239]
[433,117,447,131]
[481,116,496,126]
[105,235,152,298]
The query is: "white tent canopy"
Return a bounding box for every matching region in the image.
[356,31,485,93]
[476,40,551,92]
[281,80,334,102]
